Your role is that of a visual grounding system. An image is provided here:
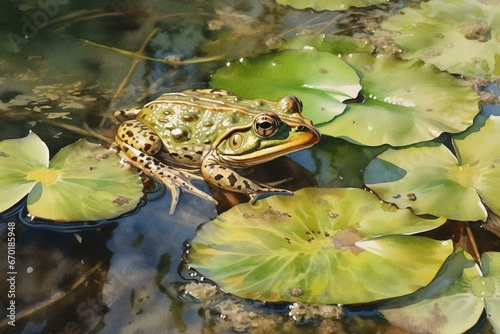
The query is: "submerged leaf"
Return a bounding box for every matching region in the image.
[377,0,500,78]
[189,188,450,304]
[210,49,361,124]
[364,116,500,221]
[281,34,375,55]
[320,53,480,146]
[275,0,386,11]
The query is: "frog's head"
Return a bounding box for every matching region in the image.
[213,96,321,167]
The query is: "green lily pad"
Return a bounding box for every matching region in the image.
[210,49,361,124]
[320,53,480,146]
[380,250,500,333]
[377,0,500,78]
[0,132,143,221]
[364,116,500,221]
[276,0,386,11]
[189,187,451,304]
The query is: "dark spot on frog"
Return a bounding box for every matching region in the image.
[214,174,224,181]
[182,114,195,122]
[227,173,237,186]
[242,180,251,189]
[183,154,194,160]
[126,130,134,138]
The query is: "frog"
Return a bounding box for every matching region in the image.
[112,89,321,214]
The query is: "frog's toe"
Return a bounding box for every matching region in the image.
[248,188,293,204]
[180,180,219,205]
[162,175,217,214]
[164,183,180,215]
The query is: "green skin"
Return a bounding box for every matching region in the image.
[113,89,321,214]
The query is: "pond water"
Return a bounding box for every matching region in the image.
[0,0,498,333]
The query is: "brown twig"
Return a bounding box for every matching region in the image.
[465,222,481,265]
[108,28,160,111]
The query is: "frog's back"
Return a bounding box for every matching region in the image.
[136,90,264,164]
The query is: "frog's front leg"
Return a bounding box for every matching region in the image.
[114,120,216,214]
[201,155,293,203]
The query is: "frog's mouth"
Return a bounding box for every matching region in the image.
[216,123,321,167]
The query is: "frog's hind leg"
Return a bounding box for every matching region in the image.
[201,155,293,204]
[115,143,217,214]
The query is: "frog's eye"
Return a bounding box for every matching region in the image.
[254,113,281,138]
[277,95,303,114]
[229,133,243,149]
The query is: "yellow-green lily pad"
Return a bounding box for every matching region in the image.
[210,49,361,124]
[380,250,500,333]
[377,0,500,78]
[320,53,480,146]
[276,0,386,11]
[188,187,451,304]
[0,132,143,221]
[364,116,500,221]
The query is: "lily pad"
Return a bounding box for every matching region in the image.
[0,132,143,221]
[320,53,480,146]
[380,250,500,333]
[364,116,500,221]
[377,0,500,78]
[210,49,361,124]
[188,187,451,304]
[276,0,386,11]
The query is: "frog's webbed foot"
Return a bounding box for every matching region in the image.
[114,144,217,214]
[248,188,293,204]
